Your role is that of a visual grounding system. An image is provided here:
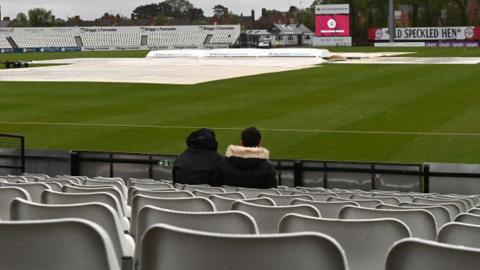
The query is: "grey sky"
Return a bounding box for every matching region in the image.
[0,0,312,20]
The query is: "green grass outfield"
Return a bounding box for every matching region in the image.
[1,47,480,164]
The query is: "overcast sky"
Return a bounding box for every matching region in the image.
[0,0,312,20]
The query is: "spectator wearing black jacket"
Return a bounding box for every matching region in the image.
[172,128,222,186]
[219,127,277,188]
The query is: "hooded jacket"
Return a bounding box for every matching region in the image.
[172,129,222,186]
[219,145,277,189]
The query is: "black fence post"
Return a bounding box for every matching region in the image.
[70,151,79,176]
[20,136,25,174]
[293,161,303,187]
[423,164,430,193]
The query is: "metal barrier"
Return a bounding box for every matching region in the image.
[0,133,25,175]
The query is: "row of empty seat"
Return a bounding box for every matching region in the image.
[0,30,240,49]
[10,33,77,48]
[1,174,480,270]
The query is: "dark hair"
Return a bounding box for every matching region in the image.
[241,127,261,147]
[186,128,218,151]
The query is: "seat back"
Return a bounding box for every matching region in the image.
[63,185,127,214]
[372,193,414,203]
[235,188,280,198]
[438,222,480,249]
[209,196,275,211]
[231,200,320,233]
[386,238,480,270]
[0,219,120,270]
[329,197,383,209]
[10,198,127,261]
[131,195,215,236]
[0,187,31,220]
[1,182,50,203]
[140,224,347,270]
[182,185,225,193]
[455,213,480,226]
[291,199,358,218]
[280,214,410,270]
[291,191,336,201]
[400,202,457,220]
[340,206,437,240]
[193,190,244,199]
[258,193,314,206]
[351,194,400,205]
[378,204,450,229]
[413,198,465,213]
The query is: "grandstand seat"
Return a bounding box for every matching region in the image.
[0,187,31,220]
[231,200,319,233]
[377,204,450,229]
[130,195,215,237]
[1,182,51,203]
[11,198,134,267]
[193,190,244,199]
[129,182,173,189]
[386,238,480,270]
[372,193,414,203]
[0,175,27,183]
[339,206,437,240]
[181,185,225,193]
[328,197,383,208]
[209,195,275,211]
[291,191,336,201]
[140,223,347,270]
[235,188,281,198]
[279,214,410,270]
[86,178,127,198]
[291,199,358,219]
[41,190,129,232]
[258,193,314,206]
[63,185,130,217]
[438,222,480,249]
[413,197,466,213]
[350,194,401,205]
[400,201,458,221]
[127,188,178,205]
[0,219,120,270]
[455,213,480,226]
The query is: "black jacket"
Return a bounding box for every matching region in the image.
[219,145,277,189]
[172,128,222,186]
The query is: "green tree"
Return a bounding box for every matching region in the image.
[28,8,54,27]
[15,12,28,27]
[155,15,168,25]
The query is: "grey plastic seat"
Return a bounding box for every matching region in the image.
[455,213,480,226]
[193,190,244,199]
[334,192,356,199]
[128,189,189,205]
[468,208,480,216]
[63,185,130,218]
[372,193,414,203]
[231,200,319,233]
[279,214,411,270]
[131,195,215,237]
[0,218,120,270]
[378,204,450,230]
[400,201,458,221]
[291,191,336,201]
[431,196,471,211]
[130,182,173,189]
[140,223,347,270]
[340,206,437,240]
[0,175,27,183]
[413,197,466,213]
[209,195,275,211]
[386,238,480,270]
[1,182,51,203]
[351,194,400,205]
[41,182,63,192]
[328,197,383,208]
[291,199,358,218]
[10,198,134,267]
[258,193,314,206]
[0,187,31,220]
[182,185,225,193]
[236,188,281,198]
[85,179,127,198]
[438,222,480,249]
[134,206,258,269]
[41,190,130,232]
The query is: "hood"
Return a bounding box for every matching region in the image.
[225,145,270,159]
[186,128,218,151]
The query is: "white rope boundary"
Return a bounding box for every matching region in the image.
[1,121,479,137]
